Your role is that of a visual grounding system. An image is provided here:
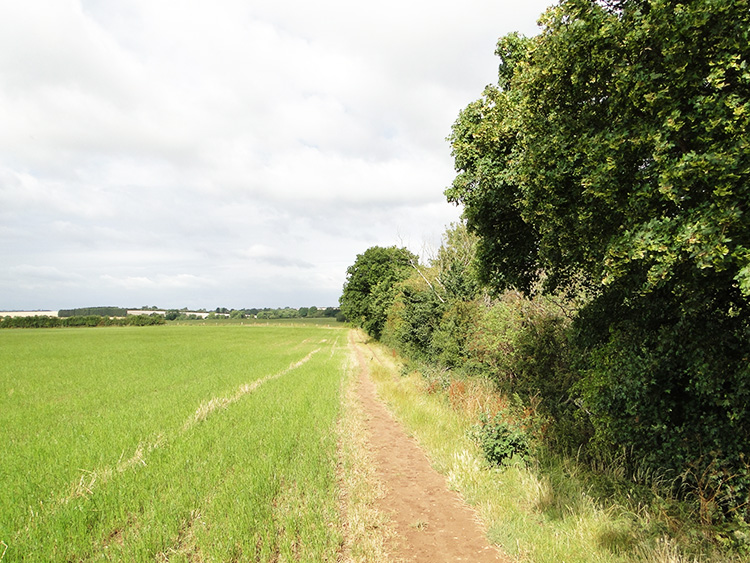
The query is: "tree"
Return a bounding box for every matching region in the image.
[340,246,418,339]
[432,221,482,301]
[448,0,750,511]
[381,222,482,363]
[450,1,750,297]
[445,33,540,294]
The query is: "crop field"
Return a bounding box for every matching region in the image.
[0,324,348,561]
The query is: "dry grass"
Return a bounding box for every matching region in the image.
[336,331,395,562]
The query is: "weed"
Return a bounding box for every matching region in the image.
[471,411,530,467]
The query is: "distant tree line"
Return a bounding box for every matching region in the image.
[163,307,343,321]
[0,315,166,329]
[254,306,341,320]
[50,306,343,323]
[58,307,128,318]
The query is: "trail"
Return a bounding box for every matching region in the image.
[348,332,507,562]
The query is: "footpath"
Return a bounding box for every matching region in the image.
[349,332,507,562]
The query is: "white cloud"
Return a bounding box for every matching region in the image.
[0,0,554,309]
[100,273,216,290]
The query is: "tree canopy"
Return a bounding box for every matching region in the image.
[449,0,750,298]
[339,246,417,339]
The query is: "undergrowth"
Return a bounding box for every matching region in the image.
[383,352,747,562]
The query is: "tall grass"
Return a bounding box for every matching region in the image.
[1,325,347,561]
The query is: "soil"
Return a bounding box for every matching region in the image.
[352,341,508,562]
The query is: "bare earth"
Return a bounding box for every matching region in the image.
[352,342,507,562]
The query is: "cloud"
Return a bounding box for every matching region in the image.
[241,244,314,269]
[8,264,85,284]
[0,0,554,309]
[100,273,216,290]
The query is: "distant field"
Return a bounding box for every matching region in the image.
[0,324,348,561]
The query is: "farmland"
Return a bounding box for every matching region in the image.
[0,324,347,561]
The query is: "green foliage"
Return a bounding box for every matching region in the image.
[256,307,299,319]
[573,288,750,523]
[306,306,339,318]
[446,0,750,525]
[511,315,575,424]
[448,0,750,298]
[0,315,165,329]
[380,222,483,366]
[58,307,127,318]
[471,411,530,467]
[429,300,479,368]
[516,0,750,298]
[383,275,445,359]
[432,222,482,301]
[445,76,540,294]
[463,294,587,449]
[124,314,166,326]
[339,246,417,339]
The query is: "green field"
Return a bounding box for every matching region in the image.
[0,324,348,561]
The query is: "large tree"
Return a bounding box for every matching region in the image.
[449,1,750,297]
[339,246,417,339]
[448,0,750,507]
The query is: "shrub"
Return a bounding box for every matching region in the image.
[426,300,478,368]
[574,287,750,526]
[471,411,530,467]
[383,278,444,359]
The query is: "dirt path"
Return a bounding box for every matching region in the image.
[350,337,507,562]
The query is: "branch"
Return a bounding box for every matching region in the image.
[410,258,445,303]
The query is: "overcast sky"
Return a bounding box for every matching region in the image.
[0,0,553,311]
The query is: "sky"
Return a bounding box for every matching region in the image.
[0,0,554,311]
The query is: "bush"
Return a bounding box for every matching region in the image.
[58,307,127,318]
[471,411,530,466]
[383,277,444,360]
[429,300,479,368]
[574,287,750,525]
[467,295,574,403]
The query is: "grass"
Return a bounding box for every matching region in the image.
[350,331,743,563]
[0,324,348,561]
[335,332,394,562]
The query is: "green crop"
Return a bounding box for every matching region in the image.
[0,325,347,561]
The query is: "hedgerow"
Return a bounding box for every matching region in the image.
[0,315,166,329]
